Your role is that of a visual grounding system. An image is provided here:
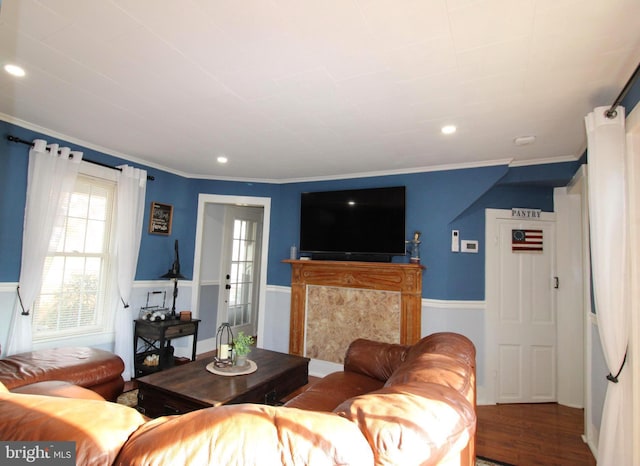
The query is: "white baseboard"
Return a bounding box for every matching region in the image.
[197,337,216,356]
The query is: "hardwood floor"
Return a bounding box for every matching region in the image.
[476,403,596,466]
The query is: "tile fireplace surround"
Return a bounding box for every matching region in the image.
[285,260,423,362]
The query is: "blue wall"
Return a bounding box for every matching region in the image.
[268,161,580,300]
[621,68,640,118]
[0,119,581,301]
[0,122,28,282]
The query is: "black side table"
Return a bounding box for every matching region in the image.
[133,319,200,377]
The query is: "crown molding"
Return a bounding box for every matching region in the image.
[2,113,581,185]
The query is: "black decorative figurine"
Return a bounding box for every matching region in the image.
[161,239,185,318]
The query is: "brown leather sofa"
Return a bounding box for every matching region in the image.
[0,332,476,466]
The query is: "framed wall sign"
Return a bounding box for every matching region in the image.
[149,202,173,235]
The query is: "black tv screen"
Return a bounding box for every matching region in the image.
[299,186,406,261]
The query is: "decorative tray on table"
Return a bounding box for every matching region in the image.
[205,360,257,376]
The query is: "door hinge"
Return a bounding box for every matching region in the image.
[553,277,559,289]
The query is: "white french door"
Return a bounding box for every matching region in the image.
[217,206,263,338]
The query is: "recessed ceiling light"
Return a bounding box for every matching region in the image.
[441,125,457,135]
[4,64,26,77]
[217,156,228,164]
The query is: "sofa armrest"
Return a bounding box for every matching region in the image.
[0,391,146,466]
[334,382,476,466]
[343,339,409,382]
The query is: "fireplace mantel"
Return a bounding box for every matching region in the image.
[284,260,423,357]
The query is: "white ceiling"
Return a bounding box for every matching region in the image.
[0,0,639,182]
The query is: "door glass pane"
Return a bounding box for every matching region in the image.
[227,219,258,327]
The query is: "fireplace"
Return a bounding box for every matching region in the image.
[285,260,423,361]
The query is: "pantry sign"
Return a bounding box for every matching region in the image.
[511,208,541,219]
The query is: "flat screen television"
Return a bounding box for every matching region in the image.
[299,186,406,262]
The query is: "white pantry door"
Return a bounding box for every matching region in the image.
[486,209,557,404]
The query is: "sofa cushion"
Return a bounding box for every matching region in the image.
[344,339,409,382]
[11,381,105,400]
[115,404,374,466]
[284,371,384,411]
[386,332,476,406]
[0,391,146,466]
[0,347,123,389]
[406,332,476,369]
[334,382,476,466]
[385,352,474,402]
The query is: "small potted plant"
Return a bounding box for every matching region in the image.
[232,332,255,367]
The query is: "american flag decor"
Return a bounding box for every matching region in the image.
[512,229,543,252]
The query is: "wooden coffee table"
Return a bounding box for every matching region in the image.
[135,347,310,418]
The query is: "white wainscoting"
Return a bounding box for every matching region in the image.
[420,298,488,404]
[1,281,489,405]
[0,282,18,356]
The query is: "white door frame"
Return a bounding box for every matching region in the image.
[564,166,595,449]
[485,208,558,405]
[554,184,586,409]
[191,194,271,352]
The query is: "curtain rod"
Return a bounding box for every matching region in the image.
[6,135,155,181]
[606,61,640,119]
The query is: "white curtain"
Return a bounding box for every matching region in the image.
[585,106,632,465]
[113,165,147,381]
[627,112,640,466]
[6,140,83,355]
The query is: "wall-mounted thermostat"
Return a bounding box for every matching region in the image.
[461,240,479,253]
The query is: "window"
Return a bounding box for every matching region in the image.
[32,172,116,340]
